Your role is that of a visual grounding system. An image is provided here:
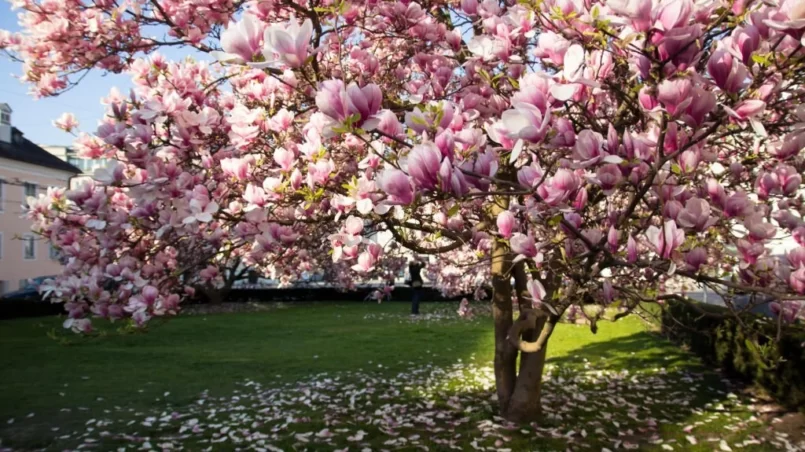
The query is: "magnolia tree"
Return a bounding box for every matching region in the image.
[4,0,805,421]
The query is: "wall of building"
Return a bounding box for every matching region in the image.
[40,145,108,181]
[0,157,73,294]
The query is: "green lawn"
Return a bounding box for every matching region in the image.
[0,302,798,451]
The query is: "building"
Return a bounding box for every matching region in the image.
[39,144,108,188]
[0,103,81,295]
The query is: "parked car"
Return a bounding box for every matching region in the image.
[1,276,55,302]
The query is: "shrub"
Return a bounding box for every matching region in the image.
[662,301,805,412]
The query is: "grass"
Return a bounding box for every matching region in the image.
[0,302,798,451]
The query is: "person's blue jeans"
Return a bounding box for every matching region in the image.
[411,287,421,314]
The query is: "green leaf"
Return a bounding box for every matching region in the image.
[447,205,461,217]
[409,115,428,126]
[346,113,361,125]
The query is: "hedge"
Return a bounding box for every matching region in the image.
[661,300,805,412]
[1,286,466,320]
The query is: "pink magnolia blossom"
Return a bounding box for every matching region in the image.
[510,232,540,262]
[53,112,79,132]
[526,279,546,303]
[221,157,250,180]
[344,216,364,236]
[657,78,692,116]
[770,300,803,323]
[676,198,717,231]
[685,247,708,271]
[538,169,580,206]
[377,169,414,205]
[497,211,516,238]
[707,49,750,93]
[607,226,620,252]
[608,0,652,31]
[595,164,623,194]
[407,143,442,190]
[627,235,638,263]
[364,110,404,136]
[731,25,761,65]
[788,247,805,269]
[646,220,685,259]
[737,239,765,265]
[573,130,605,166]
[724,100,766,122]
[776,164,802,195]
[500,102,551,143]
[602,279,615,303]
[744,213,777,242]
[352,250,379,273]
[211,14,266,65]
[723,192,753,218]
[764,1,805,39]
[654,0,693,31]
[273,147,295,172]
[533,32,571,65]
[263,17,314,68]
[183,199,219,224]
[316,80,382,124]
[790,268,805,294]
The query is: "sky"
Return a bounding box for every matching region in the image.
[0,3,214,148]
[0,3,138,146]
[1,3,217,147]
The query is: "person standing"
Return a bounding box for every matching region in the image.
[408,256,425,315]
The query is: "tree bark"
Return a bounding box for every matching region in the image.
[506,262,549,422]
[491,239,518,416]
[489,247,559,422]
[200,285,226,304]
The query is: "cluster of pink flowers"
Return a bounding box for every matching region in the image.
[4,0,805,332]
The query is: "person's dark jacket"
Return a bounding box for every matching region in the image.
[409,262,424,287]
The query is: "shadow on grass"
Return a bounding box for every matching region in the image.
[547,330,701,371]
[540,330,773,451]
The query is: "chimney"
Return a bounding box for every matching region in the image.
[0,103,11,144]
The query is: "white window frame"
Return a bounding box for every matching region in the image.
[23,234,36,260]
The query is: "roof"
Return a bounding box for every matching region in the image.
[0,127,81,174]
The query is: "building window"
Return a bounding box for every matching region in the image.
[19,279,29,290]
[22,183,37,209]
[23,235,35,260]
[24,182,37,198]
[0,112,9,125]
[49,244,60,260]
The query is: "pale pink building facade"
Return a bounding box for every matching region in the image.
[0,103,80,294]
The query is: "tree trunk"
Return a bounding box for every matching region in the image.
[491,239,518,415]
[507,261,549,422]
[199,281,234,305]
[201,286,225,304]
[490,242,552,422]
